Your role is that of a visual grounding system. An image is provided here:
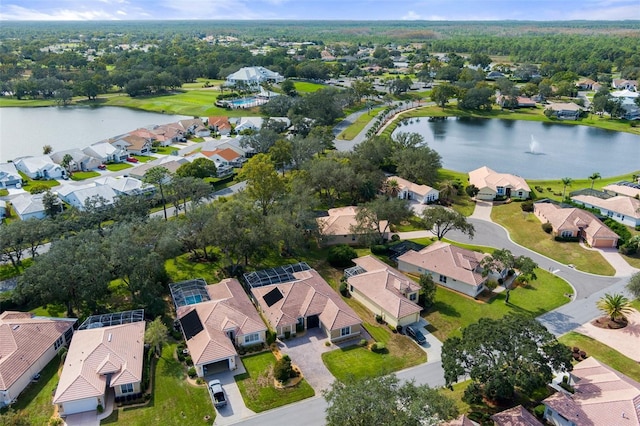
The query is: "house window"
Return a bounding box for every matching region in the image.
[54,336,64,350]
[63,327,73,343]
[350,285,354,292]
[244,333,260,344]
[120,383,134,394]
[496,186,504,195]
[409,293,417,301]
[340,326,351,337]
[439,275,447,283]
[561,231,573,238]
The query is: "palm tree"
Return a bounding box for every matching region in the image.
[439,180,458,204]
[383,178,400,199]
[561,177,573,200]
[597,293,633,322]
[588,172,601,190]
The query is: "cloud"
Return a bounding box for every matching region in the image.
[401,11,421,20]
[0,4,118,20]
[568,4,640,19]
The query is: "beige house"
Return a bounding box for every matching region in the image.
[0,312,76,408]
[397,241,496,298]
[172,278,267,377]
[53,310,145,416]
[346,255,422,328]
[603,182,640,199]
[545,102,582,120]
[249,264,362,343]
[533,201,619,248]
[571,194,640,228]
[110,134,152,156]
[491,405,542,426]
[386,176,439,204]
[317,206,388,246]
[468,166,530,201]
[543,357,640,426]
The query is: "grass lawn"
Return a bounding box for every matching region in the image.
[18,172,60,191]
[165,251,225,284]
[558,332,640,382]
[152,146,177,155]
[70,171,100,181]
[105,163,133,172]
[101,344,213,425]
[437,169,476,216]
[424,269,573,341]
[527,170,640,202]
[337,106,385,140]
[132,155,155,163]
[394,215,425,232]
[491,202,615,276]
[234,352,315,413]
[0,259,32,281]
[293,81,326,93]
[0,354,61,425]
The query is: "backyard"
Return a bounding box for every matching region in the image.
[234,352,315,413]
[491,201,615,276]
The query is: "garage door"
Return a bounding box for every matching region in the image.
[204,359,230,375]
[62,397,98,415]
[307,315,319,329]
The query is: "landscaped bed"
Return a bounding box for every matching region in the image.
[234,352,315,413]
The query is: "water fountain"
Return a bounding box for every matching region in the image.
[528,135,544,155]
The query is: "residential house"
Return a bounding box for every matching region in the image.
[495,94,537,108]
[50,149,102,172]
[485,71,505,80]
[576,78,596,90]
[232,117,264,133]
[10,193,47,220]
[603,181,640,199]
[612,79,638,91]
[208,116,232,136]
[14,156,66,180]
[58,185,118,211]
[0,200,6,219]
[468,166,531,201]
[179,119,210,137]
[443,415,479,426]
[83,142,129,164]
[345,255,421,328]
[247,263,362,343]
[202,147,246,170]
[571,193,640,228]
[317,206,388,246]
[0,311,76,408]
[544,102,582,120]
[94,176,155,197]
[386,176,439,204]
[225,66,284,89]
[533,201,619,248]
[543,357,640,426]
[129,156,189,179]
[171,278,268,376]
[397,241,500,298]
[491,405,543,426]
[150,123,184,146]
[0,162,22,188]
[128,128,158,143]
[610,90,640,120]
[110,134,152,156]
[53,310,145,416]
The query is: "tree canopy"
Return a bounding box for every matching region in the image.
[422,207,475,241]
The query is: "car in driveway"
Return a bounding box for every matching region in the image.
[405,325,426,345]
[208,379,227,408]
[126,157,139,163]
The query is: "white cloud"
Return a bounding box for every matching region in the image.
[0,5,118,20]
[117,10,127,15]
[401,11,421,20]
[568,4,640,19]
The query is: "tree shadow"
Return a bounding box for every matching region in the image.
[430,301,461,318]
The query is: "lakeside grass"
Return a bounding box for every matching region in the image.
[337,106,386,140]
[527,171,640,202]
[491,201,616,276]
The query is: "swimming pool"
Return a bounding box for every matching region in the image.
[184,294,203,305]
[228,97,267,108]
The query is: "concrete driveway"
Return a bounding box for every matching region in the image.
[212,363,255,426]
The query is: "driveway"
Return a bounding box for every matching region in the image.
[212,363,255,426]
[574,309,640,361]
[469,200,492,220]
[592,247,639,277]
[413,318,443,363]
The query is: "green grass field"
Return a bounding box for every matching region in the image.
[293,81,326,93]
[322,344,416,382]
[491,202,616,275]
[234,352,315,412]
[105,163,133,172]
[70,171,100,181]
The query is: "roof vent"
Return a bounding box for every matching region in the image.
[108,333,112,342]
[12,325,19,330]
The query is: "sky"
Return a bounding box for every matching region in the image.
[0,0,639,21]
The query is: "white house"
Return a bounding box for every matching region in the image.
[232,117,264,133]
[0,311,76,408]
[94,176,155,197]
[14,156,66,180]
[50,149,102,172]
[468,166,531,201]
[53,311,145,416]
[60,185,118,211]
[571,194,640,228]
[83,142,129,163]
[386,176,439,204]
[225,66,284,88]
[610,89,640,120]
[0,162,22,188]
[10,193,47,220]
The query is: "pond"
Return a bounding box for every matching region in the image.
[0,106,191,162]
[392,117,640,179]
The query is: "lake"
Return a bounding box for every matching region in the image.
[392,117,640,179]
[0,106,191,162]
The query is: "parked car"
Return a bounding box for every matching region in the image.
[98,164,106,170]
[126,157,139,163]
[405,325,426,345]
[208,379,227,408]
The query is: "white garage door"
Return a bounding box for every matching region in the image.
[62,397,98,415]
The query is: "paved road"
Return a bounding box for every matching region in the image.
[150,180,246,219]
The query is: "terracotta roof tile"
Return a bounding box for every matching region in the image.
[491,405,542,426]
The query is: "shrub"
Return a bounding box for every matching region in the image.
[339,281,348,296]
[187,367,197,378]
[535,186,544,193]
[604,218,632,245]
[486,280,498,290]
[547,187,552,191]
[465,184,479,197]
[97,404,104,414]
[542,222,553,234]
[371,244,387,255]
[196,377,204,385]
[327,244,357,267]
[359,338,367,347]
[266,330,277,345]
[29,183,50,194]
[184,356,193,366]
[375,314,384,324]
[388,324,397,333]
[274,357,293,383]
[520,200,534,212]
[370,342,386,353]
[391,233,400,242]
[49,417,64,426]
[533,404,546,419]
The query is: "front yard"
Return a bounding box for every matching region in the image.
[491,201,615,275]
[234,352,315,413]
[105,163,133,172]
[424,269,573,341]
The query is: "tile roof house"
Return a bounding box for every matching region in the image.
[603,182,640,199]
[250,267,362,343]
[129,156,189,180]
[544,102,583,120]
[491,405,543,426]
[59,185,118,211]
[317,206,388,246]
[50,149,102,172]
[612,78,638,91]
[207,116,232,136]
[0,312,76,408]
[172,278,267,377]
[225,66,284,88]
[533,201,619,248]
[496,94,537,108]
[442,415,479,426]
[83,142,129,164]
[543,357,640,426]
[469,166,531,201]
[572,194,640,228]
[386,176,439,204]
[178,119,210,137]
[149,123,184,146]
[0,163,22,189]
[346,255,421,328]
[110,134,152,156]
[10,193,47,220]
[53,312,145,416]
[201,147,246,169]
[232,117,264,133]
[397,241,497,298]
[14,156,67,180]
[94,176,155,197]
